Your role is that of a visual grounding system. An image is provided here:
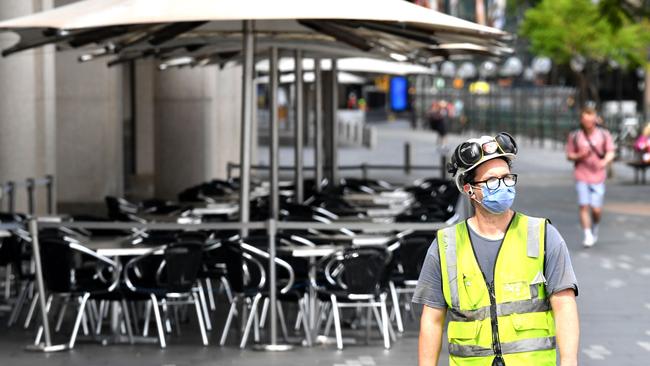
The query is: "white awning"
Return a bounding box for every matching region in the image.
[256,58,434,76]
[256,71,366,85]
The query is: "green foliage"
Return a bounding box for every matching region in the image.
[519,0,650,69]
[597,0,650,28]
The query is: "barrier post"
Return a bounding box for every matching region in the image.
[26,178,35,215]
[404,143,412,174]
[46,175,54,215]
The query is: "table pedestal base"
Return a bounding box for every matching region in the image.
[252,344,294,351]
[25,343,69,352]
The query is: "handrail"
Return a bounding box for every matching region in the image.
[226,157,448,181]
[35,219,448,232]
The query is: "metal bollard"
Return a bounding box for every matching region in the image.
[440,154,447,179]
[7,182,15,213]
[45,175,54,215]
[404,143,412,175]
[26,178,35,215]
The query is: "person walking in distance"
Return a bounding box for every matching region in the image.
[415,133,579,366]
[566,107,615,247]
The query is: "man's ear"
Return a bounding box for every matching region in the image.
[463,183,474,197]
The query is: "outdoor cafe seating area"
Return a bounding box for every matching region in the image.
[0,176,459,351]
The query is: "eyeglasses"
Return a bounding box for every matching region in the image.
[472,173,518,190]
[456,132,518,168]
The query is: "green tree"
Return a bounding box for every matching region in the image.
[519,0,650,106]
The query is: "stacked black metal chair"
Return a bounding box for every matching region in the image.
[218,237,312,348]
[0,213,34,327]
[311,247,394,350]
[123,238,208,348]
[386,230,435,333]
[34,230,122,349]
[397,178,459,222]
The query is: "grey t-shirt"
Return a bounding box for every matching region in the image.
[412,221,578,309]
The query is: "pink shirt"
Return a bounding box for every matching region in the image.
[566,128,615,184]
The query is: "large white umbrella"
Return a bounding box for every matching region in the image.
[0,0,509,351]
[0,0,507,38]
[0,0,509,62]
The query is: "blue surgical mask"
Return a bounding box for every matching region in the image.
[477,185,516,214]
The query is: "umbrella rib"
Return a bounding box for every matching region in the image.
[68,25,148,48]
[148,21,209,46]
[338,20,440,46]
[297,20,373,52]
[1,29,69,57]
[107,49,158,67]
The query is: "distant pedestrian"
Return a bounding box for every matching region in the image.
[416,133,579,366]
[633,122,650,163]
[566,107,616,247]
[427,100,449,147]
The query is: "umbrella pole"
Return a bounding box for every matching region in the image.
[330,59,339,184]
[239,20,254,237]
[294,50,304,203]
[255,46,292,352]
[269,46,279,229]
[314,59,323,191]
[25,219,68,352]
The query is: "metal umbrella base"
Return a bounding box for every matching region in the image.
[25,343,69,353]
[252,344,295,352]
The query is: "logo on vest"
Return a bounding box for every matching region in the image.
[503,281,529,299]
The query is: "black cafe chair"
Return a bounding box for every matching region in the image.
[123,240,208,348]
[0,214,35,327]
[218,239,312,348]
[387,232,434,332]
[34,235,121,349]
[311,247,394,350]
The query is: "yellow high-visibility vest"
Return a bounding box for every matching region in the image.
[437,212,556,366]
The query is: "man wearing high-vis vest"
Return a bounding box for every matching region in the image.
[414,133,579,366]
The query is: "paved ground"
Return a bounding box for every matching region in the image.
[1,121,649,365]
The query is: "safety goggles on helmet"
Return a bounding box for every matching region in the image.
[447,132,517,176]
[456,132,517,168]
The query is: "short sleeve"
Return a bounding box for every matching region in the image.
[412,239,448,309]
[544,224,579,296]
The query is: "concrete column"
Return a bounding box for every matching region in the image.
[122,58,156,199]
[38,0,125,211]
[207,64,245,181]
[54,45,124,207]
[154,67,209,199]
[135,60,155,177]
[0,1,56,214]
[153,64,245,199]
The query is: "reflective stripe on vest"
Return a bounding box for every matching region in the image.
[442,227,460,309]
[447,298,551,322]
[527,217,544,258]
[449,336,556,357]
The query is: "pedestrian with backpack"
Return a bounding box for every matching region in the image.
[566,107,616,247]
